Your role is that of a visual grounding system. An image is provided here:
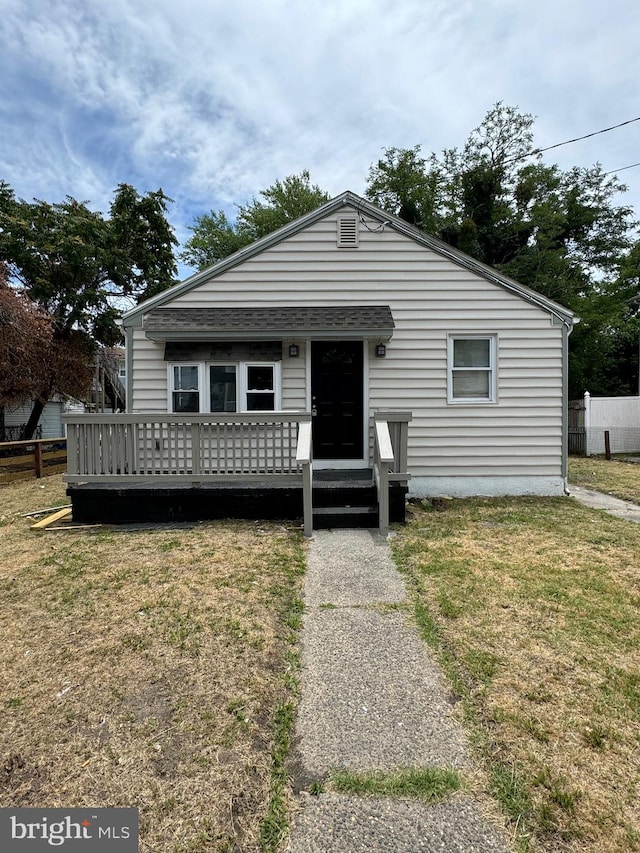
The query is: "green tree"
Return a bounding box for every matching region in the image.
[181,171,330,269]
[179,210,249,271]
[366,146,441,232]
[365,104,638,397]
[0,181,178,435]
[109,183,179,303]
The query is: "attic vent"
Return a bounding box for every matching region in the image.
[337,215,359,248]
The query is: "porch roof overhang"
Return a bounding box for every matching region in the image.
[143,306,395,341]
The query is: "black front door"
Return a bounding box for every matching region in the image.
[311,341,364,459]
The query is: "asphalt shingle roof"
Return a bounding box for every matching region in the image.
[144,306,394,339]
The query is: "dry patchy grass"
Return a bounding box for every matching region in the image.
[393,496,640,853]
[569,456,640,504]
[0,476,305,852]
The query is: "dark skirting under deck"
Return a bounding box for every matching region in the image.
[67,470,408,527]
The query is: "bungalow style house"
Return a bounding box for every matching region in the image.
[64,191,575,533]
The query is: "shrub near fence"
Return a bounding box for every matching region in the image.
[0,438,67,483]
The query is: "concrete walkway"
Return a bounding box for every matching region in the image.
[569,485,640,523]
[285,529,510,853]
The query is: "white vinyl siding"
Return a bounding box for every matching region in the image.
[282,339,306,410]
[129,207,565,484]
[131,330,167,412]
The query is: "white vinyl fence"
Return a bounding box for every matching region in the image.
[581,392,640,456]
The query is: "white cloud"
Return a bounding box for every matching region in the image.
[1,0,638,256]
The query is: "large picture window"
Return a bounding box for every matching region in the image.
[209,365,237,412]
[169,362,279,413]
[448,335,497,403]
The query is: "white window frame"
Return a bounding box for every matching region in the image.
[243,362,281,412]
[167,361,281,413]
[447,335,497,404]
[208,362,239,413]
[169,363,203,413]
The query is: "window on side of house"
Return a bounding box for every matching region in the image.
[448,335,497,403]
[171,364,201,412]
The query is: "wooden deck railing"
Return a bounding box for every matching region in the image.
[63,413,312,482]
[373,411,412,534]
[63,410,409,536]
[295,419,313,537]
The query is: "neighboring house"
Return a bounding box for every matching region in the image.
[1,347,125,442]
[2,395,67,440]
[64,191,576,532]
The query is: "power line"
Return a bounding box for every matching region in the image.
[368,114,640,197]
[505,115,640,164]
[604,161,640,176]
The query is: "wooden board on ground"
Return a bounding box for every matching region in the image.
[23,504,72,518]
[31,507,72,529]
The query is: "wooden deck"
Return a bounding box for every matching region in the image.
[63,411,411,533]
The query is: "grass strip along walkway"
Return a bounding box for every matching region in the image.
[0,476,305,853]
[393,493,640,852]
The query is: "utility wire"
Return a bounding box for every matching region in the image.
[368,114,640,197]
[503,115,640,164]
[604,161,640,175]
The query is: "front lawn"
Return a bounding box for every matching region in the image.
[0,476,305,852]
[393,496,640,852]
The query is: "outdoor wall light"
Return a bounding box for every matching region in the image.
[375,343,386,358]
[288,343,300,358]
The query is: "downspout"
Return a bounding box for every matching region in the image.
[124,325,134,414]
[562,319,574,496]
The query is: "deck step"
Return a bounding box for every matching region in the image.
[312,472,376,509]
[312,505,379,529]
[312,486,377,508]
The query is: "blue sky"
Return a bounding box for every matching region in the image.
[1,0,639,279]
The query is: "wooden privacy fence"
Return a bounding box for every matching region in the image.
[568,428,586,456]
[0,438,68,483]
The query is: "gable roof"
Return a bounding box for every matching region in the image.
[122,191,575,327]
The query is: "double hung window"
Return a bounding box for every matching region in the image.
[246,365,275,411]
[448,336,497,403]
[171,365,200,412]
